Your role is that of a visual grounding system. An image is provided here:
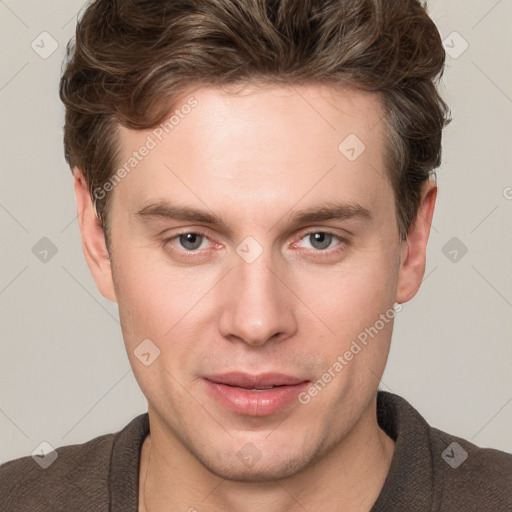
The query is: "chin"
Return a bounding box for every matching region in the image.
[189,437,328,483]
[200,455,308,483]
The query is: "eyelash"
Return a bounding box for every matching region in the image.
[162,229,349,259]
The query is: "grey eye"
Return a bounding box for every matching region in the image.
[308,232,334,250]
[178,233,204,251]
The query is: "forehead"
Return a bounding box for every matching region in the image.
[112,83,391,225]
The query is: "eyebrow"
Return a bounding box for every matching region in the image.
[135,200,372,233]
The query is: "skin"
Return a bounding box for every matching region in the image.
[73,83,436,511]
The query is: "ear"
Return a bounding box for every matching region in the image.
[73,168,117,303]
[395,179,437,304]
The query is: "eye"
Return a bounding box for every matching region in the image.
[162,232,213,255]
[162,230,347,261]
[296,231,344,251]
[174,232,210,251]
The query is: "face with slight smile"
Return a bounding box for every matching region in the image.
[78,83,431,481]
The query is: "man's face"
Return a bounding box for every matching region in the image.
[107,84,403,480]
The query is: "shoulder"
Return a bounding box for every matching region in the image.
[0,412,148,512]
[0,431,115,512]
[428,426,512,510]
[377,391,512,511]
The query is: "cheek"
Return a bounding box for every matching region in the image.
[111,250,179,358]
[298,252,400,406]
[304,244,400,333]
[295,248,400,400]
[113,260,201,401]
[112,250,217,367]
[112,228,400,369]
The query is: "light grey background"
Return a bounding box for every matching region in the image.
[1,0,511,463]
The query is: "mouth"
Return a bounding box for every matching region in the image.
[202,372,310,416]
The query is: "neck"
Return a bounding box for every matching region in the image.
[139,395,395,512]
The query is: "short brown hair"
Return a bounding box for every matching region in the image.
[60,0,451,246]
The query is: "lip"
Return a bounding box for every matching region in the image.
[204,372,307,388]
[202,372,310,416]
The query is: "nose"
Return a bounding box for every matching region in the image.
[218,245,297,347]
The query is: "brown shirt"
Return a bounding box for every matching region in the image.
[2,391,511,511]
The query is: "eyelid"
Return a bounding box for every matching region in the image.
[290,230,348,251]
[164,229,218,251]
[294,225,352,239]
[163,228,349,256]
